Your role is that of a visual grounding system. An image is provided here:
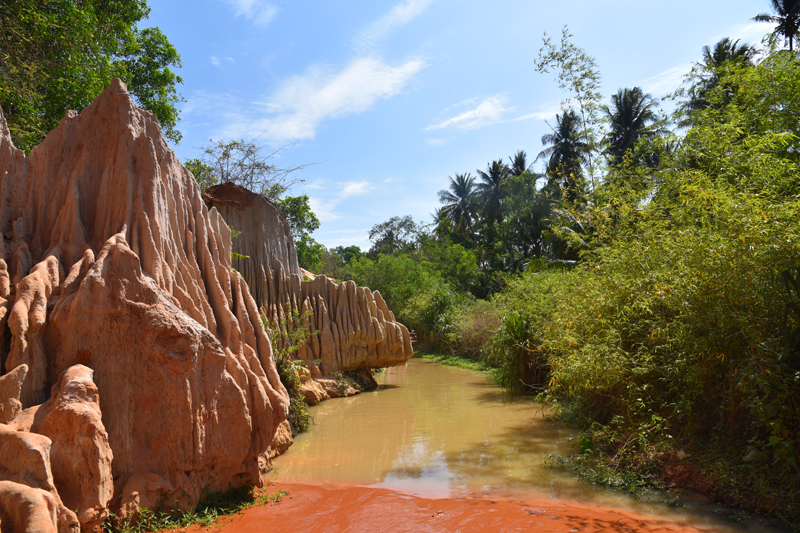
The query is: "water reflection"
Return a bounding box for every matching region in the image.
[273,358,778,532]
[275,358,576,499]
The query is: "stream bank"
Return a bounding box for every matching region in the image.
[266,357,781,532]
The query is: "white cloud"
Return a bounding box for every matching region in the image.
[229,56,424,140]
[425,95,508,131]
[305,179,327,190]
[253,4,278,25]
[424,98,561,132]
[307,181,373,222]
[640,63,693,95]
[384,177,393,183]
[715,21,774,46]
[340,181,372,197]
[425,137,447,146]
[199,1,429,141]
[181,89,239,116]
[224,0,277,26]
[308,196,342,222]
[317,232,372,249]
[210,56,235,69]
[510,101,561,123]
[356,0,434,51]
[510,111,552,122]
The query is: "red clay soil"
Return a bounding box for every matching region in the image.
[186,482,708,533]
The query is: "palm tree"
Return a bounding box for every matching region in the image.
[537,110,590,204]
[437,173,478,238]
[602,87,666,167]
[508,150,531,177]
[754,0,800,51]
[501,175,556,268]
[702,37,757,67]
[476,160,510,228]
[679,38,757,125]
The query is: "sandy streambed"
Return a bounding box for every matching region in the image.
[187,481,712,533]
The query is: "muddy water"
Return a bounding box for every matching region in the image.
[273,358,777,532]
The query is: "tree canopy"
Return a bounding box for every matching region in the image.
[537,110,590,203]
[190,139,311,201]
[678,37,757,127]
[753,0,800,51]
[0,0,184,152]
[601,86,665,167]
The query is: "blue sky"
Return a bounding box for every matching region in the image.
[146,0,773,250]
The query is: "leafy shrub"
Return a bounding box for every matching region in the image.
[342,253,468,348]
[343,253,439,317]
[262,309,316,436]
[448,299,500,360]
[488,312,547,394]
[403,281,468,351]
[540,185,800,518]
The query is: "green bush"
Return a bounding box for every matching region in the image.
[538,186,800,519]
[343,254,439,317]
[262,310,315,436]
[342,253,466,347]
[447,299,500,361]
[403,281,468,351]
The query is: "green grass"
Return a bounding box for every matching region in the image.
[413,348,499,378]
[105,484,289,533]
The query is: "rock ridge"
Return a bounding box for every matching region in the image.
[0,79,289,530]
[203,184,413,378]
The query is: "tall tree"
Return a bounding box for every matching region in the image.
[192,139,310,201]
[367,215,420,258]
[508,150,532,177]
[437,173,478,239]
[602,87,665,167]
[537,110,590,204]
[476,160,510,228]
[679,38,757,125]
[0,0,184,152]
[754,0,800,51]
[498,172,554,270]
[702,37,758,67]
[276,195,324,271]
[535,26,603,189]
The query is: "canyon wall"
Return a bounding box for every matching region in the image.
[204,184,413,379]
[0,80,289,531]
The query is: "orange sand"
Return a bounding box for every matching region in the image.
[187,482,709,533]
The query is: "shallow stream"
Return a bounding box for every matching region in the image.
[273,357,780,532]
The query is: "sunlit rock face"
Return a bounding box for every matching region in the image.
[0,79,289,530]
[204,183,413,376]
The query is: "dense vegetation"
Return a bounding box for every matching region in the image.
[319,28,800,526]
[1,0,184,151]
[10,0,800,526]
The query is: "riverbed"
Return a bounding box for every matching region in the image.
[269,357,779,532]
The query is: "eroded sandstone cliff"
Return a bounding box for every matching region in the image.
[203,184,413,381]
[0,80,289,531]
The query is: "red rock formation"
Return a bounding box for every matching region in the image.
[0,480,59,533]
[0,424,79,532]
[0,363,27,423]
[0,80,289,530]
[30,365,113,530]
[203,184,413,377]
